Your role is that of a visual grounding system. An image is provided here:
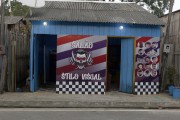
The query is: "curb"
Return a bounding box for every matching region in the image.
[0,101,180,109]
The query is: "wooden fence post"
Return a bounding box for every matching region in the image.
[0,55,7,93]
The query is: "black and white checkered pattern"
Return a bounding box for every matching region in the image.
[56,81,105,95]
[134,82,159,95]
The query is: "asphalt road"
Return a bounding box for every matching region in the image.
[0,108,179,120]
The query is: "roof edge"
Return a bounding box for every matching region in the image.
[28,18,165,26]
[45,0,136,4]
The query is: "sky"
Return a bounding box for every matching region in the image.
[9,0,180,12]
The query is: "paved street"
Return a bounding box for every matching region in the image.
[0,108,179,120]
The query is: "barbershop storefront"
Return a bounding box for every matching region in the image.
[30,1,164,95]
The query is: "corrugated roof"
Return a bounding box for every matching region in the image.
[30,1,164,26]
[0,16,22,24]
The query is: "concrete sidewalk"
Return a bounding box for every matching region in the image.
[0,91,180,108]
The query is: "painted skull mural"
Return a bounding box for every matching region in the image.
[70,49,93,69]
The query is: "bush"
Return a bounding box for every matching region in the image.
[166,66,176,85]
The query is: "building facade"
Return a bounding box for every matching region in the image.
[30,1,164,95]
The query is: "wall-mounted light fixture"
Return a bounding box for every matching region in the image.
[119,25,124,30]
[43,22,48,26]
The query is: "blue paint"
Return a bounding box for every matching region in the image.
[168,85,174,96]
[120,40,126,92]
[173,88,180,99]
[120,38,133,93]
[30,30,34,92]
[32,21,161,37]
[34,36,38,91]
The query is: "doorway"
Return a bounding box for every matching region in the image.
[34,34,57,91]
[107,37,134,94]
[107,37,121,91]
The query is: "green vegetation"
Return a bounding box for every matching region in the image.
[5,0,30,16]
[120,0,170,17]
[166,66,176,85]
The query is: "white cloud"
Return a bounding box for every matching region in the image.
[17,0,45,7]
[17,0,81,7]
[173,0,180,11]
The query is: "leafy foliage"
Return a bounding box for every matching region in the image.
[166,66,176,85]
[5,0,30,16]
[120,0,170,17]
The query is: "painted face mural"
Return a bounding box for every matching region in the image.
[70,49,93,69]
[135,37,160,82]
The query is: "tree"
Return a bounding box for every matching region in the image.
[160,0,175,90]
[120,0,170,17]
[5,0,30,16]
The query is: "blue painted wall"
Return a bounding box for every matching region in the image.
[32,21,161,37]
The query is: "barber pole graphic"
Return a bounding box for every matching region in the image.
[56,35,107,94]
